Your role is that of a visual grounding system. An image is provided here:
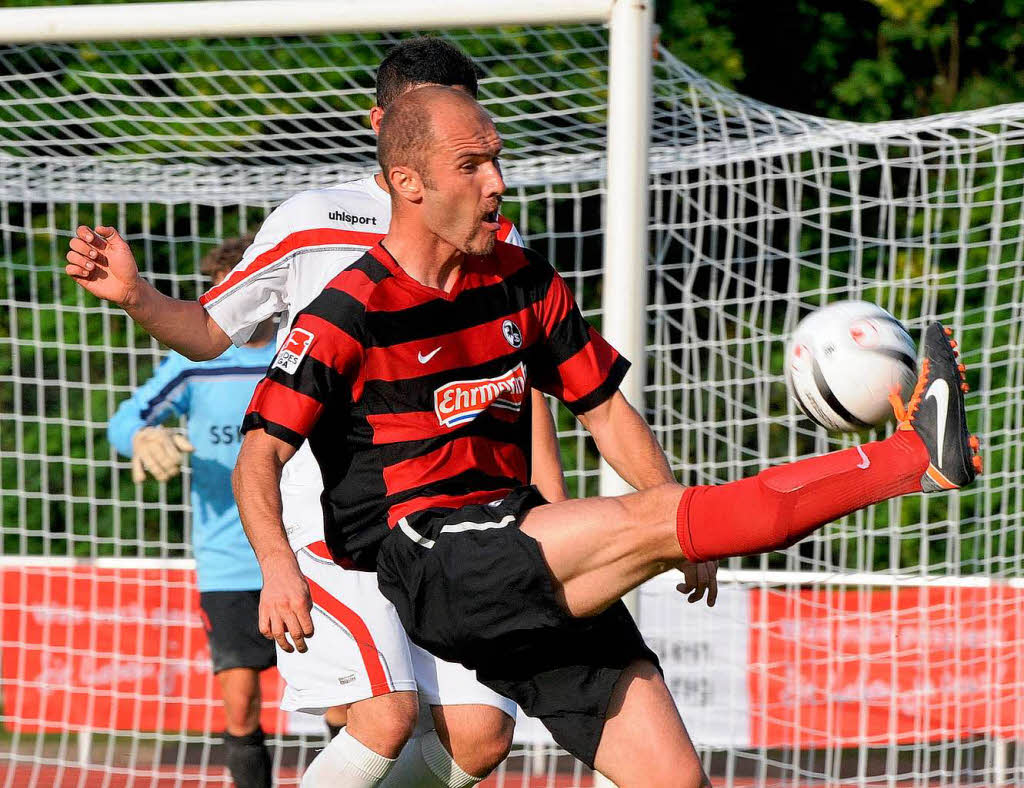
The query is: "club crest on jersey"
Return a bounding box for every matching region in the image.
[502,319,523,348]
[434,363,527,428]
[273,328,314,375]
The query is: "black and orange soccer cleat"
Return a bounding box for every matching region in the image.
[888,322,983,492]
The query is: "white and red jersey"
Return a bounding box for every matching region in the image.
[199,174,523,550]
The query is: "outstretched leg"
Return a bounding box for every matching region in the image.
[522,322,981,617]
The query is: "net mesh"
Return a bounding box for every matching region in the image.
[2,23,1024,787]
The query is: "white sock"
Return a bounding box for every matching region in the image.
[301,727,396,788]
[379,731,480,788]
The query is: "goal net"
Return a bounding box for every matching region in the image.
[2,17,1023,788]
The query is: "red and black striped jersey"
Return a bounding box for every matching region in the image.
[242,240,628,570]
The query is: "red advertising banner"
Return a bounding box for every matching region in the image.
[1,565,289,734]
[750,584,1024,747]
[7,563,1024,748]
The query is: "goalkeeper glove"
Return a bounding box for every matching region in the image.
[131,426,195,483]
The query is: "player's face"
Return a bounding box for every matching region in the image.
[421,108,505,256]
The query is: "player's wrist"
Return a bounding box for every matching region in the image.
[256,544,300,572]
[119,276,151,314]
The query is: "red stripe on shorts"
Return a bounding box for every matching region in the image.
[305,575,392,696]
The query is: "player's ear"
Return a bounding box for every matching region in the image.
[369,106,385,135]
[388,166,422,203]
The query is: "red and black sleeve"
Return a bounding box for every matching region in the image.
[532,266,630,415]
[242,294,363,447]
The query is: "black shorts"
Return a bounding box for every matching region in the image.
[198,590,276,674]
[376,486,660,767]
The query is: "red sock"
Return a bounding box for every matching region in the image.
[675,431,929,562]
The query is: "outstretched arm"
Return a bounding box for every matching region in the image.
[233,429,314,654]
[578,390,674,490]
[66,226,231,360]
[578,390,718,606]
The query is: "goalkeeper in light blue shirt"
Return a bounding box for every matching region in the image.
[107,236,278,788]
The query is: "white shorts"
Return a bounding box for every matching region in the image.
[278,541,516,719]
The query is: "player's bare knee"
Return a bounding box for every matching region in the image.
[607,483,685,563]
[434,705,515,777]
[648,482,686,523]
[619,482,683,528]
[450,714,514,776]
[346,691,418,757]
[221,686,260,734]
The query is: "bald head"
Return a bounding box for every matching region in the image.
[377,85,494,192]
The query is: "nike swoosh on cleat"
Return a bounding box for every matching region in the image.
[417,346,442,364]
[925,378,949,461]
[855,445,870,469]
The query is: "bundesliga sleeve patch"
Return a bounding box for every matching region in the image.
[273,327,315,375]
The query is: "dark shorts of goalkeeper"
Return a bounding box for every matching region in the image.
[199,590,277,674]
[376,485,661,768]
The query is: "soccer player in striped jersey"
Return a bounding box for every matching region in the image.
[66,38,579,788]
[108,237,278,788]
[235,86,980,788]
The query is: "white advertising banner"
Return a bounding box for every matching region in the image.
[511,575,753,748]
[637,574,752,749]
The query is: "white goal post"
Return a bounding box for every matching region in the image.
[0,0,653,434]
[3,1,1024,787]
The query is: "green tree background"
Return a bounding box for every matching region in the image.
[1,0,1020,565]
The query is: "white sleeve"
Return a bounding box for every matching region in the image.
[199,192,324,346]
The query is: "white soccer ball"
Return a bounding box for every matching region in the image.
[784,300,918,432]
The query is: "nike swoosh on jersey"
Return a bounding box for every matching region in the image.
[855,445,870,469]
[418,347,442,364]
[925,378,950,460]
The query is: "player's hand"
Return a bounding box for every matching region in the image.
[65,225,142,307]
[258,552,315,654]
[676,560,718,607]
[131,426,195,483]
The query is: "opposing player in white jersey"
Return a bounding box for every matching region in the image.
[66,38,575,788]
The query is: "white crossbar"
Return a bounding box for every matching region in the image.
[0,0,613,44]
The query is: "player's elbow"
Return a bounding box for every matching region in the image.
[180,316,233,362]
[180,337,228,362]
[180,346,218,362]
[577,390,625,436]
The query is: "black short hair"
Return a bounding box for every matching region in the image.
[376,37,479,109]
